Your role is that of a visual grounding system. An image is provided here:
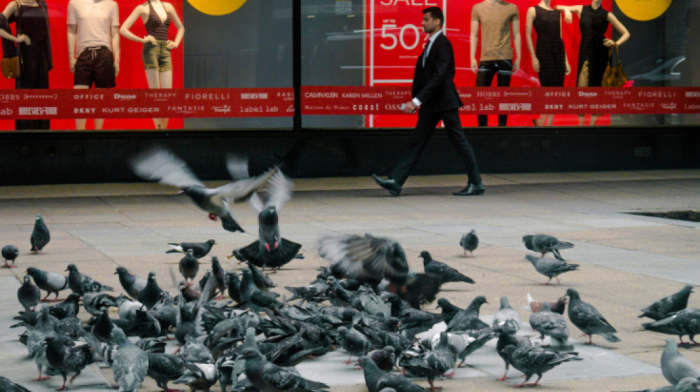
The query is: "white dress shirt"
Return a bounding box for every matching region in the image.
[413,29,443,107]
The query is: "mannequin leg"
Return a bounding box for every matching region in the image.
[545,115,553,126]
[590,115,599,126]
[159,70,173,129]
[74,85,90,130]
[578,115,586,126]
[145,69,162,129]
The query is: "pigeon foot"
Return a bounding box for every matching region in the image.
[344,357,353,365]
[443,370,455,378]
[513,382,528,388]
[497,374,508,382]
[208,213,218,222]
[33,376,51,381]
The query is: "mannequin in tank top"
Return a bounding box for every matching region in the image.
[526,0,571,126]
[120,0,184,130]
[555,0,630,126]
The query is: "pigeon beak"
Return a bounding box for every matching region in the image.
[265,243,271,252]
[227,255,233,260]
[114,271,118,275]
[178,189,185,194]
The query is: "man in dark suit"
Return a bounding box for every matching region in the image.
[372,7,484,197]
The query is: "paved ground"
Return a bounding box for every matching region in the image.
[2,169,700,392]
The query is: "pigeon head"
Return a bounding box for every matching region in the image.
[25,267,41,279]
[178,280,188,290]
[500,297,511,309]
[148,272,157,282]
[436,298,449,309]
[665,337,678,349]
[22,275,31,285]
[241,347,260,360]
[226,271,240,284]
[115,266,127,275]
[437,332,450,349]
[187,249,194,255]
[525,255,540,264]
[470,295,488,309]
[337,326,349,336]
[66,293,81,302]
[211,256,222,270]
[384,317,401,331]
[35,214,43,222]
[565,288,580,301]
[470,229,475,234]
[419,251,432,262]
[541,302,552,312]
[522,235,533,243]
[682,285,694,294]
[180,186,207,204]
[382,346,395,355]
[66,263,77,272]
[206,239,216,246]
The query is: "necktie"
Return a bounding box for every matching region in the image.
[422,41,429,67]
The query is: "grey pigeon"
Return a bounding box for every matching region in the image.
[173,363,218,391]
[0,375,31,392]
[45,336,94,391]
[229,169,302,272]
[83,292,119,317]
[529,302,571,349]
[98,329,150,392]
[23,307,57,381]
[421,251,475,285]
[139,272,165,310]
[495,323,532,381]
[640,285,694,321]
[48,293,80,320]
[338,326,372,365]
[644,309,700,345]
[2,244,19,267]
[210,256,228,298]
[241,346,329,392]
[358,355,425,392]
[566,288,620,345]
[30,214,50,254]
[526,255,579,285]
[26,267,69,302]
[167,239,216,259]
[367,346,396,372]
[318,233,409,286]
[179,250,199,284]
[447,295,489,332]
[493,297,522,331]
[460,230,478,257]
[130,147,278,233]
[662,338,700,385]
[147,353,184,392]
[248,262,276,291]
[523,234,573,261]
[227,272,242,303]
[115,267,147,299]
[504,344,582,387]
[67,264,114,295]
[180,335,214,364]
[18,275,41,311]
[628,377,700,392]
[399,332,454,392]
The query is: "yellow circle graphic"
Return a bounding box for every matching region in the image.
[615,0,672,21]
[187,0,247,16]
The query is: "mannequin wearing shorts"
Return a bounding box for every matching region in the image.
[121,0,184,130]
[67,0,120,131]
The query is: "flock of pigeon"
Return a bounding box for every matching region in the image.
[2,147,700,392]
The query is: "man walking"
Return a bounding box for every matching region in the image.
[372,7,484,197]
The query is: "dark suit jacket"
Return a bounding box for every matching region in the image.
[412,32,463,112]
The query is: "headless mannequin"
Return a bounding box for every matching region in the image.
[120,0,184,130]
[526,0,571,126]
[470,0,521,127]
[68,6,120,131]
[556,0,629,126]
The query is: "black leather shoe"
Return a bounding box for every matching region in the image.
[372,174,402,196]
[453,183,485,196]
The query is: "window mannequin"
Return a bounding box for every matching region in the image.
[526,0,570,126]
[556,0,629,126]
[470,0,521,127]
[67,0,120,131]
[0,0,52,130]
[120,0,184,130]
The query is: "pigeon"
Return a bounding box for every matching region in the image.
[241,346,329,392]
[115,267,147,300]
[436,298,462,325]
[173,363,219,391]
[227,272,242,304]
[523,234,573,261]
[26,267,69,302]
[566,288,620,345]
[23,307,58,381]
[367,346,396,372]
[358,355,425,392]
[48,293,80,320]
[493,297,522,330]
[83,292,119,317]
[88,329,150,392]
[229,169,302,272]
[139,272,165,310]
[640,285,694,321]
[495,323,532,381]
[421,251,475,285]
[399,332,454,392]
[17,275,41,311]
[529,302,571,347]
[447,296,489,332]
[662,338,700,385]
[504,344,582,387]
[147,353,184,392]
[66,264,114,295]
[526,255,579,285]
[179,250,199,284]
[643,309,700,345]
[130,147,278,233]
[460,230,478,257]
[210,256,228,298]
[30,214,51,254]
[393,272,444,309]
[167,239,216,258]
[318,233,409,287]
[45,336,94,391]
[634,378,700,392]
[248,263,276,291]
[179,281,202,303]
[91,308,114,342]
[0,375,31,392]
[338,326,372,365]
[527,293,567,315]
[2,244,19,268]
[376,331,411,354]
[118,295,146,321]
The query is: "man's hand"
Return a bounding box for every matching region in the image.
[403,101,417,114]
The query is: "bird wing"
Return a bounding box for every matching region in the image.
[318,234,408,284]
[114,348,149,390]
[668,356,700,383]
[211,166,280,205]
[46,272,68,292]
[572,302,616,333]
[130,147,204,188]
[261,362,327,390]
[225,154,251,180]
[261,170,293,211]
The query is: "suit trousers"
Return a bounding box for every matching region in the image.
[476,60,513,127]
[390,108,482,187]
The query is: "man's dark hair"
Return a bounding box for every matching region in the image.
[422,7,444,26]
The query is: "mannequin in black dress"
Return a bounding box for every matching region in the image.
[526,0,571,126]
[0,0,52,130]
[556,0,629,126]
